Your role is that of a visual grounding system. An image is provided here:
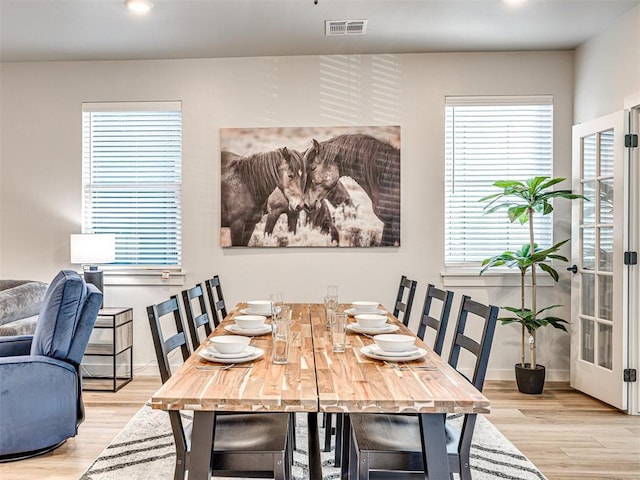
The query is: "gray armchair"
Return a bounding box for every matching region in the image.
[0,279,48,336]
[0,270,102,461]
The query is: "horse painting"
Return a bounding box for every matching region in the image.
[264,180,354,244]
[221,147,305,246]
[303,134,400,246]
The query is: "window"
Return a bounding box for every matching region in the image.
[82,102,182,267]
[444,96,553,266]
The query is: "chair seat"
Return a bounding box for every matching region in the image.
[350,414,459,456]
[214,413,290,452]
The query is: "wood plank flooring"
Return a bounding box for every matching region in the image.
[1,377,639,480]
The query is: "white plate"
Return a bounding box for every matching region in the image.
[240,307,272,317]
[205,343,255,359]
[346,323,400,335]
[360,345,427,362]
[346,308,387,316]
[225,324,272,336]
[199,345,264,364]
[365,344,420,358]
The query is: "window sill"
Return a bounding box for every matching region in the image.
[103,269,186,286]
[441,269,556,288]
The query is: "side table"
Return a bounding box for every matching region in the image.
[81,307,133,392]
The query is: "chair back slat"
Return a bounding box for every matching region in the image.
[182,284,213,349]
[416,283,454,356]
[205,275,227,327]
[147,295,191,384]
[393,275,418,327]
[447,295,499,391]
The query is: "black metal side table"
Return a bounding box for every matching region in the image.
[81,307,133,391]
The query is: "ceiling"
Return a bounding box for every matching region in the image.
[1,0,638,62]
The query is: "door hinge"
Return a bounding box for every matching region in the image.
[624,251,638,265]
[624,369,637,382]
[625,133,638,148]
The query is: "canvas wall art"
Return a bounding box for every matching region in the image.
[220,125,400,247]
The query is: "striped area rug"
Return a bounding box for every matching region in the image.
[79,405,547,480]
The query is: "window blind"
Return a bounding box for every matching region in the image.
[444,96,553,265]
[82,102,182,267]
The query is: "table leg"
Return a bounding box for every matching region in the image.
[340,413,350,480]
[419,413,449,479]
[307,412,323,480]
[190,411,215,480]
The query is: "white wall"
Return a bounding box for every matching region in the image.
[574,5,640,122]
[0,51,575,380]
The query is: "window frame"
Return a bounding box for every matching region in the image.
[442,95,555,280]
[81,101,184,284]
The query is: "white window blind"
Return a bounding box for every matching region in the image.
[82,102,182,267]
[444,96,553,266]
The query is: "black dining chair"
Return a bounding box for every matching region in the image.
[147,296,292,480]
[347,295,499,480]
[204,274,227,327]
[182,283,214,350]
[393,275,418,327]
[416,283,454,356]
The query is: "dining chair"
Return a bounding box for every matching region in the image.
[182,283,214,349]
[204,274,227,327]
[415,283,454,356]
[147,296,292,480]
[393,275,418,327]
[348,295,499,480]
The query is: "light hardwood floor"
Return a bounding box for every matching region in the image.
[1,378,639,480]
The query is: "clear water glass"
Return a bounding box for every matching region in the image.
[331,311,347,353]
[270,292,283,317]
[272,305,291,364]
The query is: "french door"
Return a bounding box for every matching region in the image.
[570,112,627,410]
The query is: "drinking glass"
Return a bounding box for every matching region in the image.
[270,292,283,318]
[331,311,347,353]
[272,305,291,364]
[327,285,339,299]
[324,294,338,329]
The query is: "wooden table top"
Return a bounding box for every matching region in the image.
[151,302,489,415]
[311,304,490,414]
[150,303,318,412]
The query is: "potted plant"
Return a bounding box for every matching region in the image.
[480,177,585,394]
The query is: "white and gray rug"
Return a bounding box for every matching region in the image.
[80,405,547,480]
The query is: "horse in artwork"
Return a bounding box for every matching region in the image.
[221,147,305,246]
[264,180,354,244]
[303,134,400,246]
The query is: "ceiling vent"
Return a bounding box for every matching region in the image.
[325,20,368,36]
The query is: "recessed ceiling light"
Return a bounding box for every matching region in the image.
[124,0,153,14]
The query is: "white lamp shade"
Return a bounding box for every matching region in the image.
[70,234,116,264]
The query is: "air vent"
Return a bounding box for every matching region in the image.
[325,20,368,36]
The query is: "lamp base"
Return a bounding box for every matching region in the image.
[83,268,105,308]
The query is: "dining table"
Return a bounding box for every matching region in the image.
[150,302,491,480]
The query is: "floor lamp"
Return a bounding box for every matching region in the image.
[70,234,116,307]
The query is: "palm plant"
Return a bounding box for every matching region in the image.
[480,177,586,370]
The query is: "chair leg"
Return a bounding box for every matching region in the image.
[323,412,333,452]
[349,426,358,480]
[334,413,343,467]
[290,412,297,450]
[273,451,286,480]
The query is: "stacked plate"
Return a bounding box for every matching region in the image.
[360,344,427,362]
[199,343,265,364]
[346,323,399,335]
[225,314,272,336]
[345,307,386,316]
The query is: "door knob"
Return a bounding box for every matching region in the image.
[567,264,578,274]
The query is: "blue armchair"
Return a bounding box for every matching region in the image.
[0,270,102,461]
